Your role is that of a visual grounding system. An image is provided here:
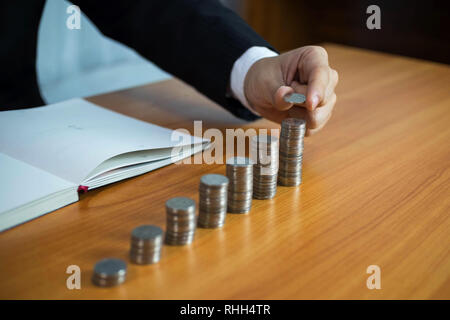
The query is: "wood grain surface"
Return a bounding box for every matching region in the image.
[0,44,449,299]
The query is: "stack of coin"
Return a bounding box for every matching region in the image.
[278,118,306,186]
[226,157,253,213]
[251,134,279,199]
[129,225,163,265]
[165,197,196,245]
[198,174,229,228]
[92,258,127,287]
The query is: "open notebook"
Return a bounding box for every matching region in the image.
[0,99,209,232]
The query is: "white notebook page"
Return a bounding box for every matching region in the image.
[0,153,76,214]
[0,99,203,184]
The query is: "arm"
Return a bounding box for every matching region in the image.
[72,0,276,120]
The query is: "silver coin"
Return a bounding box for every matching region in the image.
[228,207,251,214]
[200,174,229,188]
[282,117,307,128]
[129,247,162,265]
[93,258,127,277]
[129,252,161,265]
[253,193,276,200]
[131,225,163,242]
[226,156,254,167]
[284,93,306,104]
[92,258,127,287]
[228,192,252,200]
[166,223,197,233]
[166,197,196,213]
[278,176,302,187]
[199,188,228,195]
[165,236,195,246]
[129,246,161,254]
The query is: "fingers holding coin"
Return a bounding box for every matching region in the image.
[287,93,336,136]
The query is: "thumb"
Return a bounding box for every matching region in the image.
[273,85,294,111]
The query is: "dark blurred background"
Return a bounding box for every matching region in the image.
[225,0,450,64]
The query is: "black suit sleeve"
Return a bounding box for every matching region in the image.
[72,0,276,121]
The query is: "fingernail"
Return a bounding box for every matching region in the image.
[311,95,319,109]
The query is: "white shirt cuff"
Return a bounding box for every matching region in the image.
[230,46,278,116]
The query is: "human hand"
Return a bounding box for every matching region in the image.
[244,46,338,136]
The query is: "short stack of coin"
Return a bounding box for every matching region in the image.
[278,118,306,186]
[165,197,197,245]
[92,258,127,287]
[129,225,163,265]
[226,157,253,213]
[198,174,229,228]
[251,134,279,199]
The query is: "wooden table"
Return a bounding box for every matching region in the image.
[0,44,449,299]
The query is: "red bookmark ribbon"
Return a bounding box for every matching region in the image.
[77,185,89,193]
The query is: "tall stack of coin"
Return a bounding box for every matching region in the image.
[198,174,229,228]
[226,157,253,213]
[251,134,279,199]
[129,225,163,265]
[165,197,196,245]
[92,258,127,287]
[278,118,306,186]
